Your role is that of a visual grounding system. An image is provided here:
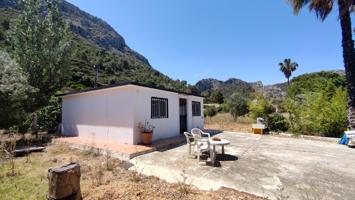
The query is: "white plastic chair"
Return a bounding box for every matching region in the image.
[191,128,210,139]
[196,137,213,164]
[183,132,196,156]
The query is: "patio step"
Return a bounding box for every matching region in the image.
[150,135,186,151]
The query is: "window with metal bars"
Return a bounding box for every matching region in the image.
[192,101,201,116]
[151,97,169,119]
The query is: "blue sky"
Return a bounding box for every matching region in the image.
[68,0,346,85]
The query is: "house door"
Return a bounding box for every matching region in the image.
[179,99,187,133]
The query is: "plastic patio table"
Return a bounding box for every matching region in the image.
[209,138,230,162]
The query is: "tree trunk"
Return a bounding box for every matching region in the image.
[287,78,290,86]
[338,0,355,129]
[48,163,82,200]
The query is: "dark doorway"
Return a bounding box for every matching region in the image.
[179,98,187,133]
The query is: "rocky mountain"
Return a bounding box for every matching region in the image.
[196,70,345,101]
[195,77,284,100]
[262,82,287,100]
[0,0,149,65]
[0,0,192,92]
[196,78,255,98]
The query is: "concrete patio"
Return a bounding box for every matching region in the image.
[130,131,355,200]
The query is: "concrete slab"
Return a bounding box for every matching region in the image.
[53,137,154,161]
[130,131,355,200]
[53,136,186,161]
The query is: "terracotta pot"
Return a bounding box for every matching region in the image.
[142,132,153,145]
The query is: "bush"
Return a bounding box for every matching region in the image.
[283,88,348,137]
[219,103,229,113]
[204,106,218,118]
[21,96,61,133]
[248,95,275,120]
[66,81,88,90]
[267,113,289,132]
[36,96,61,132]
[210,91,224,104]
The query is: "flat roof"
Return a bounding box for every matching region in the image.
[57,81,203,98]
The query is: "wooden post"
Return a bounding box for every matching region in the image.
[48,163,82,200]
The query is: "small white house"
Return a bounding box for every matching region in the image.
[60,82,204,144]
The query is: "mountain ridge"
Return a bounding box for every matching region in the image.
[195,69,345,99]
[0,0,195,92]
[0,0,149,65]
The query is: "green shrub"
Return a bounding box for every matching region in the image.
[36,96,61,132]
[248,95,275,120]
[267,113,289,132]
[219,103,229,113]
[21,96,61,133]
[210,91,224,104]
[284,88,347,137]
[320,88,348,137]
[216,106,223,113]
[204,106,218,118]
[66,81,88,90]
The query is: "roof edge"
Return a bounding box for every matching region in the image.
[57,81,203,98]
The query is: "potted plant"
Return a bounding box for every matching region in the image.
[138,119,155,145]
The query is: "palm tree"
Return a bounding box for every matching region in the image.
[288,0,355,129]
[279,58,298,85]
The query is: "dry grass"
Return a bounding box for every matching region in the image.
[0,143,263,200]
[205,113,254,133]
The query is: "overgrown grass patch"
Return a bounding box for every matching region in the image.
[0,143,263,200]
[205,113,254,132]
[0,154,53,200]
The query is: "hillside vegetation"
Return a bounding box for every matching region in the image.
[0,1,192,91]
[283,71,348,137]
[202,71,348,137]
[0,0,196,131]
[0,0,348,138]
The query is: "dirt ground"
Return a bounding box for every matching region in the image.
[0,143,263,200]
[205,113,253,133]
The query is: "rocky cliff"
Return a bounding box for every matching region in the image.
[0,0,149,65]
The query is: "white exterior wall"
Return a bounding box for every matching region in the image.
[186,95,204,131]
[61,86,135,144]
[132,86,180,144]
[61,84,204,145]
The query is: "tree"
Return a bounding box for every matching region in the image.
[279,58,298,85]
[287,0,355,129]
[227,93,248,121]
[204,105,218,118]
[211,90,224,104]
[1,20,10,30]
[0,51,36,128]
[8,0,73,106]
[184,85,200,95]
[248,95,275,120]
